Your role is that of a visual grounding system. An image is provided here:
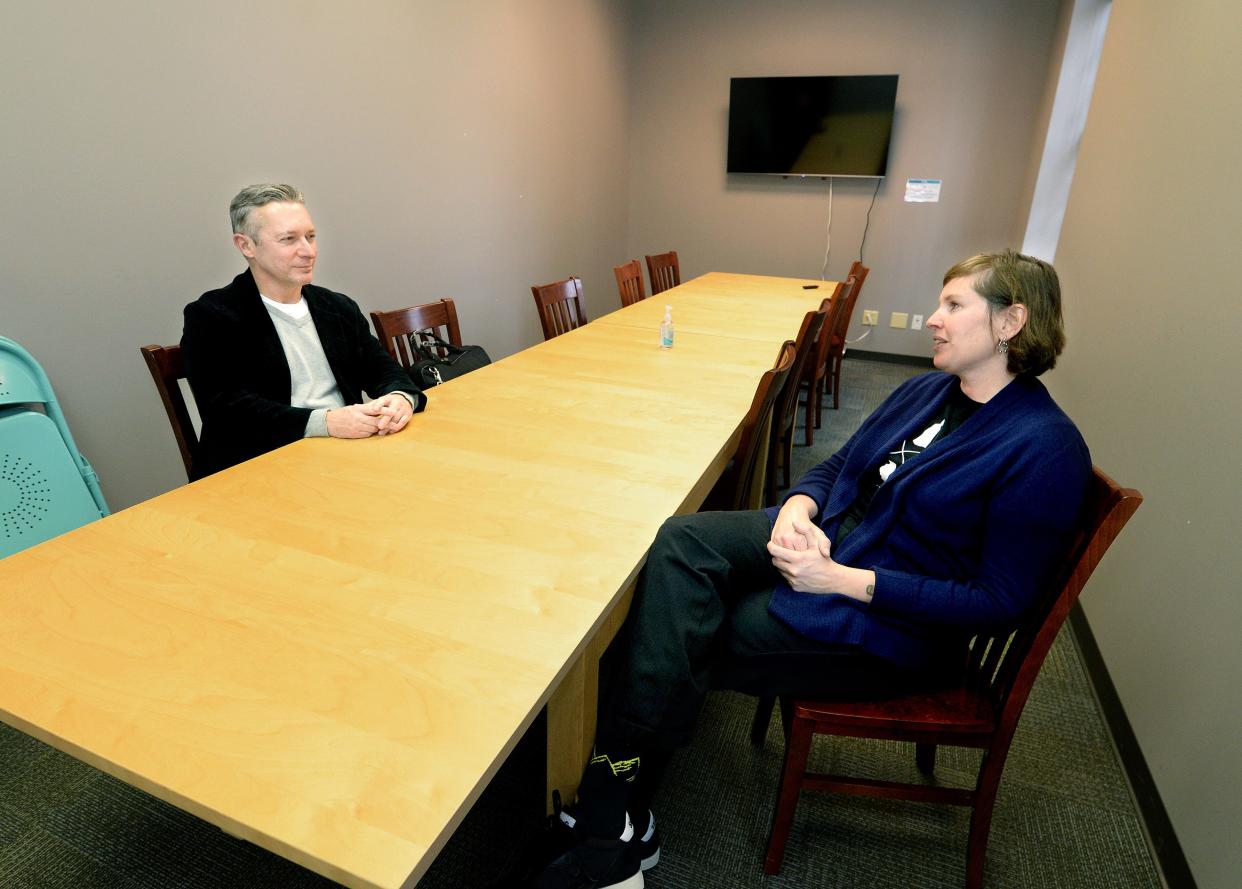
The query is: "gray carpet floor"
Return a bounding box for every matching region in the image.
[0,357,1162,888]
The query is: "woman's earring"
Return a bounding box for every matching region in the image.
[997,339,1009,354]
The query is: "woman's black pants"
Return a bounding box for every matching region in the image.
[598,510,920,752]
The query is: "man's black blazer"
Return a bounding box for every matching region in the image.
[181,269,424,478]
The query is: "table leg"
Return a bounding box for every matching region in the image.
[542,449,735,812]
[545,582,636,812]
[546,654,586,812]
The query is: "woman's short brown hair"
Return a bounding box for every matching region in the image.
[943,250,1065,376]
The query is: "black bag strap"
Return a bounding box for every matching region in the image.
[407,330,474,365]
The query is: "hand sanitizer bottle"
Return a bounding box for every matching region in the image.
[660,305,674,350]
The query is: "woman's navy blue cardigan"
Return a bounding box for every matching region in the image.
[765,371,1091,671]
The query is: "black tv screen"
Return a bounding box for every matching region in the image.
[727,75,898,178]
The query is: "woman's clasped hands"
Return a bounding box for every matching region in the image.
[767,494,876,603]
[767,495,838,594]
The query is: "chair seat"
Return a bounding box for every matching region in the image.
[1,335,108,552]
[0,408,105,559]
[794,686,996,743]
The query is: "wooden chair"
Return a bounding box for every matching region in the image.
[645,250,681,296]
[824,260,870,410]
[758,468,1143,889]
[613,259,647,307]
[800,276,854,446]
[765,304,829,504]
[370,298,463,367]
[139,344,198,482]
[702,340,797,512]
[531,277,588,340]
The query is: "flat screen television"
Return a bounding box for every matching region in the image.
[727,75,899,178]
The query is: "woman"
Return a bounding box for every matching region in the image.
[525,251,1091,889]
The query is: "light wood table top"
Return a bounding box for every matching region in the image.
[0,272,832,889]
[596,271,835,342]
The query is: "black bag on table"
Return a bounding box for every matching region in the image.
[406,332,491,388]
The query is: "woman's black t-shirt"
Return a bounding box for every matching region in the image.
[834,382,981,545]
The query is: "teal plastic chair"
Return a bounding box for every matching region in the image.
[0,336,108,560]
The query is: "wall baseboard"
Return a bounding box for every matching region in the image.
[843,349,933,368]
[1069,605,1198,889]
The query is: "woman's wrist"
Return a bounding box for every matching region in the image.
[784,493,819,520]
[833,564,876,603]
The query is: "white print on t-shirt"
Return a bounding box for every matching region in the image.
[879,418,945,482]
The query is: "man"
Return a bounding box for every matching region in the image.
[182,184,424,478]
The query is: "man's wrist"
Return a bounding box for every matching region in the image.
[306,408,330,438]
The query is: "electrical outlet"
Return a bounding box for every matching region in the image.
[861,310,878,326]
[890,312,908,329]
[911,314,923,330]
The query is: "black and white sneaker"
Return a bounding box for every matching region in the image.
[533,803,643,889]
[487,791,651,889]
[553,804,660,875]
[631,808,660,872]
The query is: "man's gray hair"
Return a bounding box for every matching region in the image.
[229,184,304,241]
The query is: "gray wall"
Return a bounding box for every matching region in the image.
[625,0,1063,357]
[1,0,1066,510]
[1,0,632,510]
[1051,2,1242,886]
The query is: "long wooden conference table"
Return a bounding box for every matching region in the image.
[0,272,834,888]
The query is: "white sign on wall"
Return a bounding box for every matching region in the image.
[904,179,942,202]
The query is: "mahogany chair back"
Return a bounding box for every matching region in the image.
[765,304,828,503]
[800,276,854,446]
[139,344,198,482]
[837,259,869,341]
[759,467,1143,889]
[370,298,463,367]
[704,340,797,512]
[644,250,681,296]
[613,259,647,307]
[824,259,870,409]
[531,277,588,340]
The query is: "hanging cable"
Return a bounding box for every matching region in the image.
[846,178,882,346]
[858,177,881,262]
[820,177,833,280]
